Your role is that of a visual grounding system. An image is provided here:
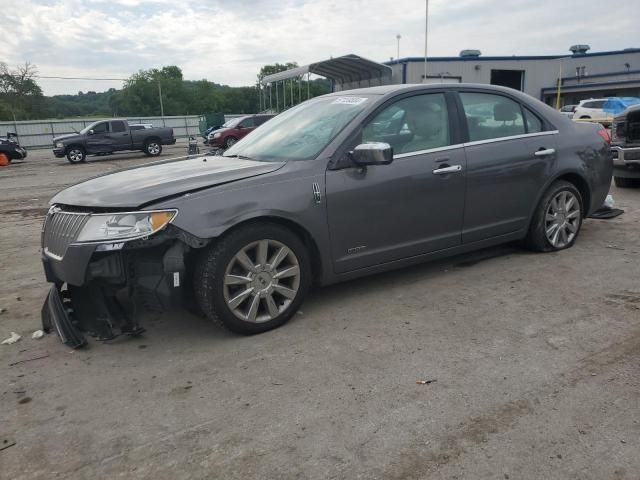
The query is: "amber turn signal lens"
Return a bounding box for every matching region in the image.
[149,211,175,231]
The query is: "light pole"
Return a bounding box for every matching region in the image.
[423,0,429,82]
[396,34,401,61]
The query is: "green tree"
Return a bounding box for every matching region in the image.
[0,62,45,120]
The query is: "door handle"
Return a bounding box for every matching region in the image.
[432,165,463,175]
[534,148,556,157]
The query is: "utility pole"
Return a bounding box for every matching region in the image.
[157,80,165,117]
[396,34,401,61]
[424,0,429,82]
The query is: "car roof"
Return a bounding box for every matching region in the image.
[324,83,538,98]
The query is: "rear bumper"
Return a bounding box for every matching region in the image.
[163,138,177,145]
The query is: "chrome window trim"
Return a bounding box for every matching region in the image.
[392,130,559,160]
[463,130,559,148]
[394,144,462,159]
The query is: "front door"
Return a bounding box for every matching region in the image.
[85,121,112,154]
[457,91,558,243]
[326,92,467,273]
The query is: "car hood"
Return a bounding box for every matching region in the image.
[51,156,285,208]
[210,127,233,136]
[53,133,83,143]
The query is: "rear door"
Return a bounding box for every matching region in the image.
[108,120,131,151]
[457,91,557,243]
[326,91,467,273]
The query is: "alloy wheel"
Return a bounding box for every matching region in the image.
[147,142,160,155]
[68,149,83,162]
[544,190,580,248]
[223,239,301,323]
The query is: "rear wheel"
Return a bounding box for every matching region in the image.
[66,147,86,164]
[525,180,583,252]
[614,176,637,188]
[144,139,162,156]
[194,223,311,334]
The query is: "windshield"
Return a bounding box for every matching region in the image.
[79,120,103,134]
[223,95,372,161]
[222,117,242,128]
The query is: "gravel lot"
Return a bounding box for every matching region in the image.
[1,144,639,479]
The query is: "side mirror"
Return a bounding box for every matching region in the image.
[87,129,94,135]
[350,142,393,166]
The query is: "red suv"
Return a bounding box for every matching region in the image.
[207,114,275,148]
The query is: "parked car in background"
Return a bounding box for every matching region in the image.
[0,133,27,164]
[207,114,276,149]
[559,104,577,118]
[41,84,612,347]
[129,123,153,130]
[573,99,613,122]
[611,103,640,187]
[52,119,176,164]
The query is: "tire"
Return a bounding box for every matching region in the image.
[194,223,311,335]
[614,176,637,188]
[579,116,591,119]
[224,136,237,149]
[525,180,583,252]
[144,139,162,157]
[66,146,86,164]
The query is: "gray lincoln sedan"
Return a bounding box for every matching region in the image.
[41,84,612,346]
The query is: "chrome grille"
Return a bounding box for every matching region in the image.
[43,212,89,259]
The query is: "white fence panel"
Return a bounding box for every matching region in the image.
[0,115,241,149]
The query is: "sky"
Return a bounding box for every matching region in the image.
[1,0,638,96]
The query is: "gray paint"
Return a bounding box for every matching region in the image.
[48,84,612,287]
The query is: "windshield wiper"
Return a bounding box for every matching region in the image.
[223,154,254,160]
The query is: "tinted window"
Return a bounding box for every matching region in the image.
[460,92,525,141]
[362,93,450,154]
[583,100,605,109]
[111,120,126,132]
[255,116,273,126]
[239,117,255,128]
[92,122,109,134]
[524,108,543,133]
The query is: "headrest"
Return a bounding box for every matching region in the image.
[494,102,519,122]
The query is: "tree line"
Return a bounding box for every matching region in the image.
[0,62,330,121]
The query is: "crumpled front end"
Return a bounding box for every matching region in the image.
[40,207,206,348]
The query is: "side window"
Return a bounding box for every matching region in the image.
[362,93,450,155]
[111,120,126,133]
[523,108,543,133]
[582,101,594,108]
[460,92,525,141]
[593,100,606,109]
[92,122,109,134]
[240,118,255,128]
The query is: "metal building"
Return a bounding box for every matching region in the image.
[262,46,640,107]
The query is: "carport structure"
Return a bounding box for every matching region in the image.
[258,54,392,112]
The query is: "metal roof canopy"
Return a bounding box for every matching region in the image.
[260,54,392,86]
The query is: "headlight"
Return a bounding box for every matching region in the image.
[213,132,221,138]
[56,142,64,148]
[75,210,177,243]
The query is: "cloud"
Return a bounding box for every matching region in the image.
[1,0,638,95]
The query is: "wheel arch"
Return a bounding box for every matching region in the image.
[145,136,161,145]
[529,170,592,225]
[209,214,324,284]
[65,143,85,153]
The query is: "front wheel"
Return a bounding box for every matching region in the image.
[66,147,86,164]
[144,140,162,156]
[224,136,237,149]
[525,180,583,252]
[194,223,311,334]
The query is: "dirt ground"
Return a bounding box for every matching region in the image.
[1,144,638,480]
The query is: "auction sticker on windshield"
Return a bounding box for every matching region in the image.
[331,97,368,105]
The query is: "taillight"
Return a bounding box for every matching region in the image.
[572,106,577,112]
[597,127,611,145]
[171,128,174,137]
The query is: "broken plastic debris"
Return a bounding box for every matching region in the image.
[416,379,437,385]
[1,332,21,345]
[31,330,45,340]
[604,194,615,208]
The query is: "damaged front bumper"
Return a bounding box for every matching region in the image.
[41,225,206,348]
